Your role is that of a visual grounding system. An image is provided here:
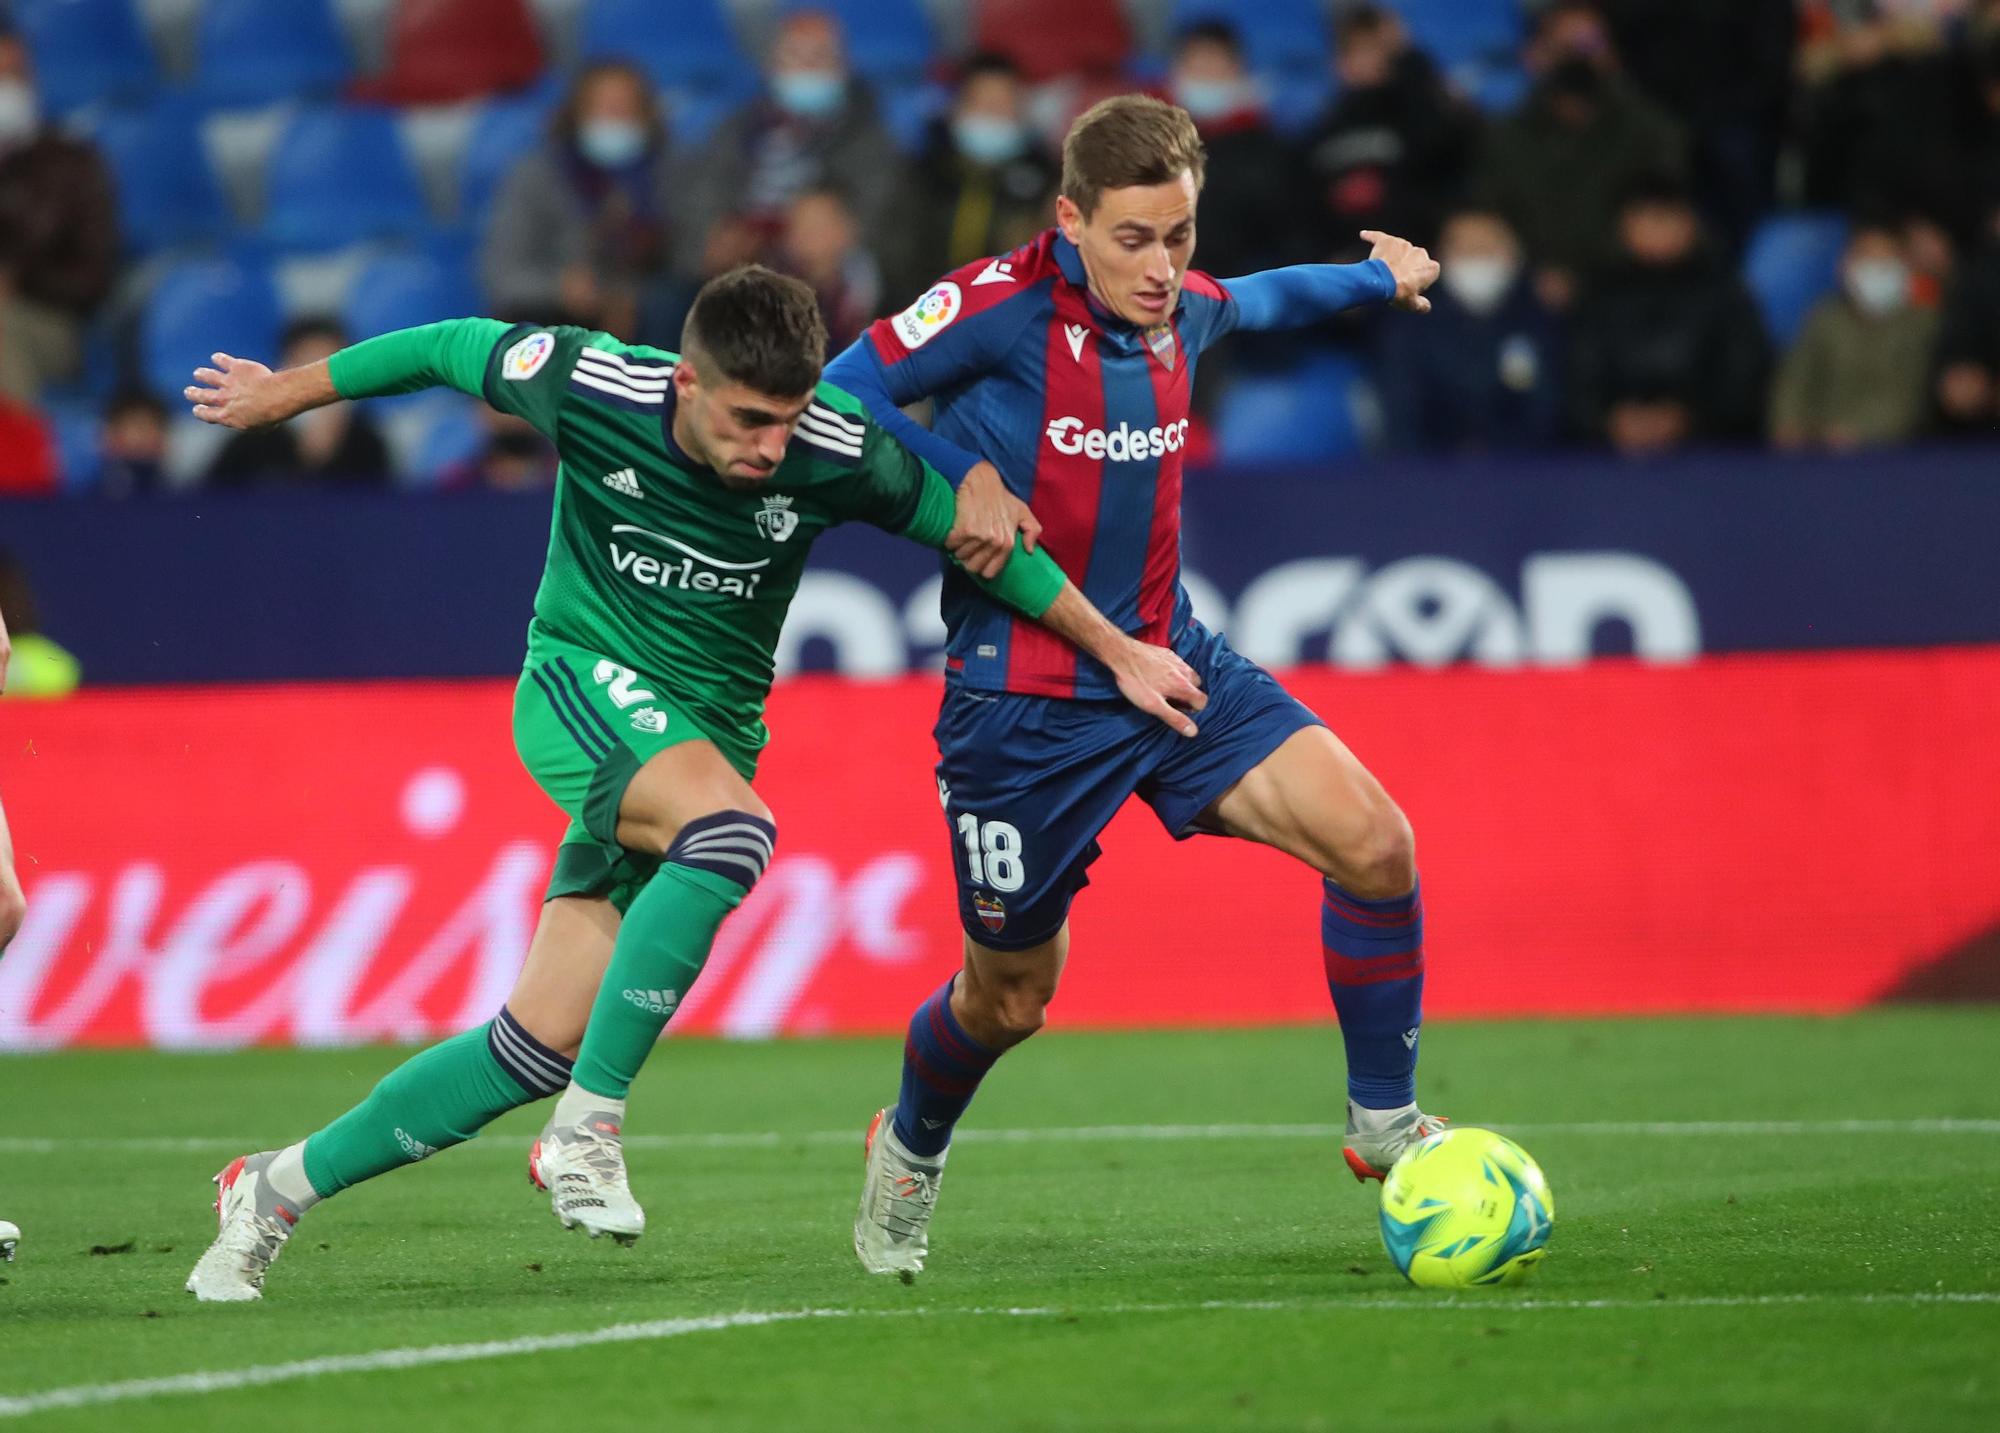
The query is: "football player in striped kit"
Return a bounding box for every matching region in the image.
[827,96,1448,1278]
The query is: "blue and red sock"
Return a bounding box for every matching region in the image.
[892,976,999,1157]
[1321,877,1425,1109]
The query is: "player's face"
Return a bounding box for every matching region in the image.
[1057,172,1198,327]
[672,363,814,488]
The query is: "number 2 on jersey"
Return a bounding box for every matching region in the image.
[592,659,657,709]
[956,813,1025,893]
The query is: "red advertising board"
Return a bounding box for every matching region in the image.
[3,647,1997,1049]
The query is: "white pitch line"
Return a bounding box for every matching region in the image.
[3,1118,1998,1156]
[1,1292,1995,1420]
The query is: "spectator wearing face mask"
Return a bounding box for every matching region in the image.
[483,60,681,339]
[1170,21,1302,280]
[1376,208,1564,454]
[1569,177,1768,455]
[96,390,170,497]
[1472,1,1687,310]
[887,53,1054,306]
[1301,4,1475,262]
[0,30,119,403]
[1771,222,1943,450]
[678,9,900,282]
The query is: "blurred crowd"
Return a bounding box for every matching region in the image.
[2,0,2000,492]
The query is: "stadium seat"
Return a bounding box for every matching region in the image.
[455,94,553,228]
[802,0,935,83]
[343,252,481,340]
[192,0,352,108]
[1744,213,1850,348]
[1384,0,1524,74]
[350,0,545,106]
[1167,0,1327,78]
[14,0,158,116]
[576,0,743,91]
[84,102,229,252]
[972,0,1131,82]
[140,258,282,401]
[1213,352,1367,463]
[261,107,429,251]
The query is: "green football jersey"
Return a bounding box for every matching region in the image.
[327,318,1062,772]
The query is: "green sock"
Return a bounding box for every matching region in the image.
[302,1026,535,1196]
[572,862,744,1099]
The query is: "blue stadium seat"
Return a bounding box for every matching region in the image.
[1169,0,1327,77]
[43,395,104,491]
[1213,352,1367,462]
[577,0,743,91]
[262,107,429,251]
[1744,213,1850,348]
[456,94,554,229]
[414,401,486,483]
[85,103,228,252]
[141,258,282,401]
[343,253,482,341]
[193,0,351,108]
[14,0,157,116]
[802,0,935,82]
[1385,0,1524,73]
[664,77,756,149]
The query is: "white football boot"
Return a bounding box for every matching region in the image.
[1342,1101,1451,1182]
[185,1152,299,1302]
[854,1107,946,1281]
[529,1108,645,1244]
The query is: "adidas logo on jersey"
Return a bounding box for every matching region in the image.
[1044,415,1190,460]
[624,987,679,1015]
[602,468,643,498]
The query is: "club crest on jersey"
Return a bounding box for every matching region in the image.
[502,331,555,381]
[1145,324,1177,370]
[754,494,799,542]
[973,892,1007,933]
[893,281,962,350]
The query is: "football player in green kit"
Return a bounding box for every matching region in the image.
[181,266,1203,1302]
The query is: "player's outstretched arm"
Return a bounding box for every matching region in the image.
[1035,581,1207,739]
[1217,231,1440,335]
[187,319,517,429]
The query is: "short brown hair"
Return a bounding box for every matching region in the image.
[1060,95,1207,219]
[681,265,828,398]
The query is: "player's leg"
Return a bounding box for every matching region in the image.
[185,893,617,1302]
[1144,628,1441,1182]
[858,683,1147,1277]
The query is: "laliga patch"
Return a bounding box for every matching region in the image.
[973,892,1007,934]
[893,281,962,350]
[502,331,555,381]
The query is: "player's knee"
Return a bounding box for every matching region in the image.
[664,808,778,894]
[1339,802,1416,900]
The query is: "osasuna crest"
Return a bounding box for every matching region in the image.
[754,494,799,542]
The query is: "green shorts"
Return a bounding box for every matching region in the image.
[513,629,734,912]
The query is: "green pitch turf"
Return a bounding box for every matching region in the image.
[2,1011,1997,1431]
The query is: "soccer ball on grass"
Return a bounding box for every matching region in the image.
[1378,1127,1554,1288]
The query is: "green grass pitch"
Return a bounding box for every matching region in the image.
[2,1011,1997,1431]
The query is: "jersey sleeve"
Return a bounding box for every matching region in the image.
[1215,261,1397,333]
[823,254,1042,485]
[327,319,588,441]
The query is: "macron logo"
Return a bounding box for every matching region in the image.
[1063,323,1089,362]
[1402,1028,1420,1050]
[603,468,642,499]
[972,259,1016,287]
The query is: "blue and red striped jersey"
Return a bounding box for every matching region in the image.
[826,229,1396,700]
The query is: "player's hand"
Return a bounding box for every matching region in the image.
[949,461,1043,580]
[186,353,288,429]
[1361,230,1439,315]
[1108,638,1206,739]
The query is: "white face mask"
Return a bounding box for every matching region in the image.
[0,80,38,145]
[1442,255,1517,315]
[1846,258,1910,317]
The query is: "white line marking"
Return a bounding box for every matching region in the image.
[4,1118,1997,1156]
[1,1293,1994,1419]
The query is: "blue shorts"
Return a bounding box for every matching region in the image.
[933,621,1322,950]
